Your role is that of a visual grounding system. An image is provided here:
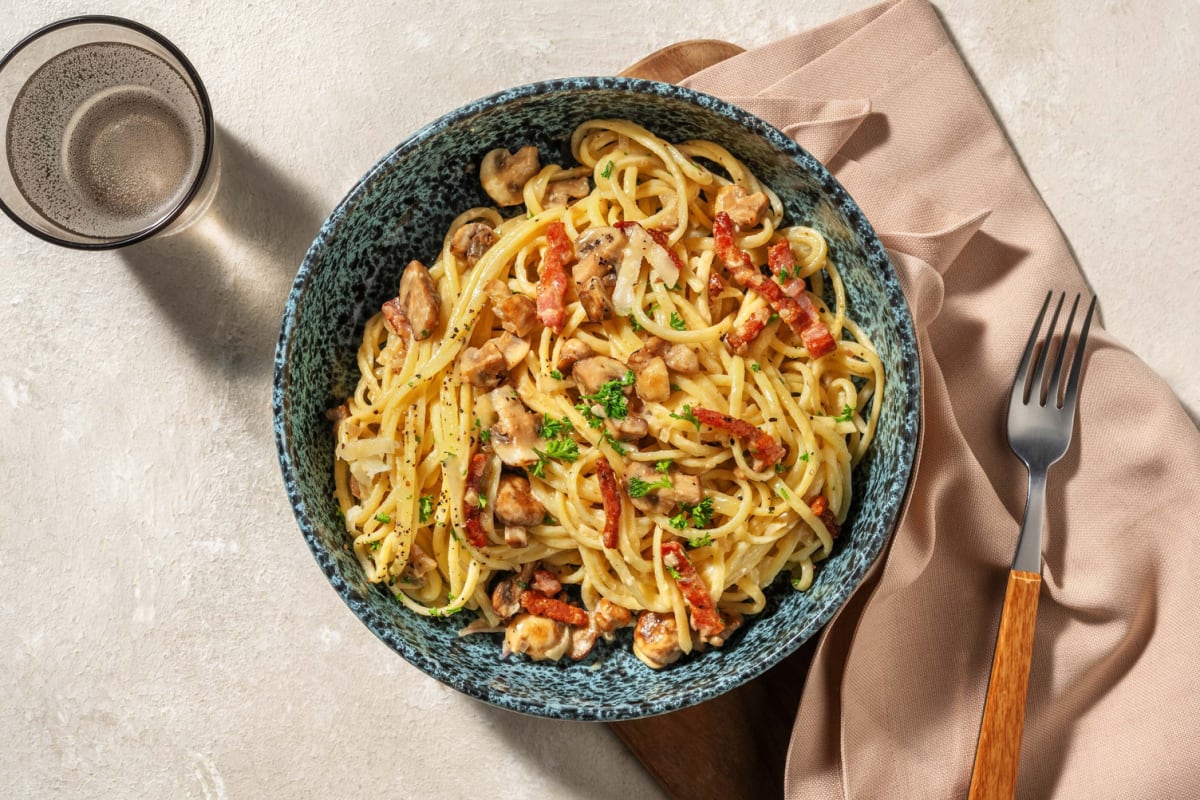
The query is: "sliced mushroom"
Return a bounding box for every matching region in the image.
[701,610,744,648]
[493,331,531,370]
[633,610,683,669]
[450,222,497,267]
[486,280,539,337]
[488,387,542,467]
[714,184,770,229]
[592,598,632,634]
[491,563,534,619]
[575,226,626,263]
[504,526,528,548]
[572,251,616,322]
[633,355,670,403]
[604,413,648,443]
[572,356,630,396]
[555,339,595,373]
[399,542,438,587]
[481,146,540,207]
[625,461,701,515]
[494,474,546,527]
[503,613,571,661]
[662,343,700,374]
[569,627,600,660]
[460,341,507,388]
[545,176,590,207]
[398,260,440,341]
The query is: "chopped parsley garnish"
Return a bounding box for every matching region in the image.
[798,451,810,462]
[580,371,635,421]
[374,512,391,524]
[670,383,681,393]
[687,532,714,548]
[479,428,492,445]
[539,414,573,439]
[628,314,643,333]
[669,404,701,431]
[666,565,683,580]
[775,486,790,500]
[669,495,714,529]
[686,496,715,527]
[669,311,686,331]
[531,438,580,477]
[768,313,780,323]
[749,362,761,372]
[477,495,487,509]
[628,474,672,498]
[601,429,628,455]
[418,495,434,523]
[369,539,382,551]
[549,369,563,380]
[601,160,614,179]
[655,459,673,474]
[542,513,557,526]
[834,404,854,423]
[791,577,803,590]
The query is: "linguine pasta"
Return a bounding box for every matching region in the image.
[330,119,884,668]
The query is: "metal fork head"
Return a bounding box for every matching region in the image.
[1006,291,1096,470]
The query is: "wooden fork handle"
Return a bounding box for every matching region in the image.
[968,570,1042,800]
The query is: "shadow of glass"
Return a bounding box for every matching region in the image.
[119,125,327,378]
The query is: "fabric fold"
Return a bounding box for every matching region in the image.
[679,1,1200,798]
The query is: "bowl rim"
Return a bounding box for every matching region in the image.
[273,75,921,720]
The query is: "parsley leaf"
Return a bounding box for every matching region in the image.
[669,511,689,530]
[666,565,683,580]
[768,313,780,323]
[684,496,714,527]
[418,495,434,524]
[669,404,701,432]
[687,532,714,548]
[628,314,643,333]
[531,438,580,477]
[834,405,854,423]
[477,495,487,509]
[369,539,381,551]
[580,371,635,421]
[374,512,391,523]
[601,429,628,455]
[669,311,686,331]
[549,369,563,380]
[628,474,672,498]
[539,413,573,439]
[655,459,673,474]
[775,486,790,500]
[798,451,810,462]
[749,362,761,372]
[479,428,492,444]
[601,160,614,179]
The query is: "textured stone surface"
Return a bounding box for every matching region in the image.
[1,2,1196,798]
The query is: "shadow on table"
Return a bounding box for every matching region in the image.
[120,126,327,379]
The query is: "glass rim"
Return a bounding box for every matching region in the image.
[0,14,215,250]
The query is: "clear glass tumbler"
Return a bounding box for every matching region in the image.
[0,15,217,249]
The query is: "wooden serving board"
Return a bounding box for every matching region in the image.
[608,41,820,800]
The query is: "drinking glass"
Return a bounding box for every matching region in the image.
[0,15,217,249]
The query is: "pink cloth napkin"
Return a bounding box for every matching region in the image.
[682,2,1200,797]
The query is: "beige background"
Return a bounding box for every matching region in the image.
[1,1,1196,798]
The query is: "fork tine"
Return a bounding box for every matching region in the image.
[1046,294,1080,405]
[1060,294,1096,411]
[1012,291,1053,402]
[1028,292,1065,404]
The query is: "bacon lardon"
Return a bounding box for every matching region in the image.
[536,222,573,333]
[520,590,590,627]
[693,406,786,471]
[713,213,838,358]
[462,451,489,548]
[661,541,724,638]
[809,495,841,540]
[595,456,622,549]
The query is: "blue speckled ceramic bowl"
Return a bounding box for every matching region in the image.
[273,77,920,721]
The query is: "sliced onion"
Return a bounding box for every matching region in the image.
[611,225,680,315]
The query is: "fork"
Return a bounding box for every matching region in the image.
[967,291,1096,800]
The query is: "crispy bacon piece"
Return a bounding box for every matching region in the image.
[595,456,622,549]
[707,272,725,302]
[725,306,772,355]
[381,297,409,338]
[462,451,489,548]
[536,222,573,333]
[520,590,589,627]
[530,568,563,596]
[661,541,724,638]
[693,406,786,471]
[713,213,838,358]
[810,496,841,540]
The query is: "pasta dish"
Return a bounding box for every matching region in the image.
[329,119,884,668]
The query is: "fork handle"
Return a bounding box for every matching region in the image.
[967,570,1042,800]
